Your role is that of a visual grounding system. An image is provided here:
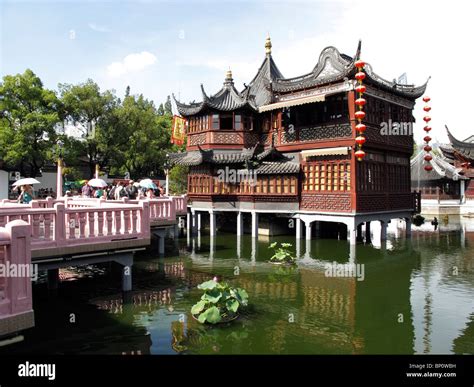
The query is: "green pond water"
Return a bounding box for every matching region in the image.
[3,225,474,355]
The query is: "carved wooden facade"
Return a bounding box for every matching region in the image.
[170,39,427,214]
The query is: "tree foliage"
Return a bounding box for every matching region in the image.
[114,93,172,179]
[169,164,189,194]
[59,79,119,178]
[1,71,180,184]
[0,69,61,177]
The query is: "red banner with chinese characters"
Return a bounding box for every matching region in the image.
[171,115,187,146]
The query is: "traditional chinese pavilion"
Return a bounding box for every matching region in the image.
[411,148,467,202]
[170,38,428,244]
[439,126,474,200]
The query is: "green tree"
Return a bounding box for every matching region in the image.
[0,69,61,177]
[169,164,188,194]
[59,79,118,178]
[164,95,173,116]
[115,94,172,179]
[157,103,165,116]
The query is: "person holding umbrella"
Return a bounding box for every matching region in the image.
[86,178,108,199]
[12,178,40,203]
[17,185,34,204]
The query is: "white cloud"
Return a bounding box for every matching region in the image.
[88,23,110,33]
[106,51,157,77]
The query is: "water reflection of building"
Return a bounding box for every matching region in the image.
[237,278,298,301]
[163,261,212,287]
[353,247,416,354]
[90,289,173,314]
[300,269,355,328]
[411,233,474,354]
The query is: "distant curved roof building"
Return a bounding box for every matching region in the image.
[444,126,474,161]
[411,149,466,184]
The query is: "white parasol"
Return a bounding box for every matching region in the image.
[87,178,108,188]
[12,178,41,187]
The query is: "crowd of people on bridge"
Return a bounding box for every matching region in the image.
[78,180,164,200]
[12,179,165,203]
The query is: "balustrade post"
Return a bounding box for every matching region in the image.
[97,211,104,237]
[169,198,176,221]
[54,203,66,246]
[79,213,86,238]
[123,209,130,235]
[140,201,151,238]
[5,220,33,315]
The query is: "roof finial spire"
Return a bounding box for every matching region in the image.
[224,68,233,85]
[265,34,272,55]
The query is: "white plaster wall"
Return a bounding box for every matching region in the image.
[35,171,57,193]
[0,170,9,199]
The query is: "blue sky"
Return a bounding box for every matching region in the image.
[1,0,472,142]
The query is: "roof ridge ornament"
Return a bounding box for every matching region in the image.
[354,39,362,61]
[265,35,272,55]
[200,84,209,102]
[224,68,234,86]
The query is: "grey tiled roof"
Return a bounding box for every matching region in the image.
[271,46,356,93]
[438,143,455,160]
[411,149,466,182]
[168,146,294,171]
[242,55,283,107]
[169,146,258,166]
[464,135,474,143]
[174,40,428,116]
[168,152,203,166]
[243,161,300,175]
[173,78,257,116]
[446,126,474,160]
[211,151,253,164]
[364,64,428,99]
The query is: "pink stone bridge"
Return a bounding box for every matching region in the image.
[0,196,187,342]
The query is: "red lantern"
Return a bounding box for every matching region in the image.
[424,145,432,152]
[355,85,366,94]
[423,96,431,103]
[424,136,432,142]
[424,165,433,172]
[355,59,365,68]
[424,155,432,162]
[355,98,366,106]
[423,126,432,132]
[355,136,366,145]
[355,72,366,81]
[423,106,431,112]
[356,123,366,132]
[355,150,365,160]
[355,111,365,120]
[423,116,431,122]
